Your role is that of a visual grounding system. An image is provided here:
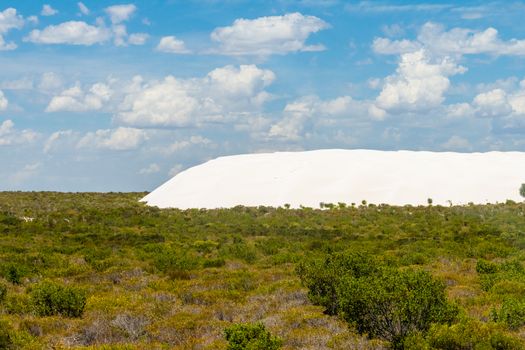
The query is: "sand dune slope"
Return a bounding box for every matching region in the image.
[141,149,525,209]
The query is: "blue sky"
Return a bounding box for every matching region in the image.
[1,1,525,191]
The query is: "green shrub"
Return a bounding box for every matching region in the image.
[0,283,6,304]
[30,281,87,318]
[224,323,282,350]
[337,269,457,348]
[492,298,525,330]
[476,259,499,274]
[5,265,22,285]
[296,251,378,315]
[153,249,202,273]
[203,257,226,268]
[427,319,521,350]
[0,320,13,349]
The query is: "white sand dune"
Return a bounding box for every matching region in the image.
[141,149,525,209]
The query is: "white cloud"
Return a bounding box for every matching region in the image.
[105,4,137,24]
[346,3,451,13]
[441,135,472,151]
[210,12,329,55]
[43,130,74,153]
[268,95,378,141]
[164,135,212,154]
[128,33,149,45]
[375,50,466,112]
[156,36,190,54]
[0,8,25,51]
[139,163,160,175]
[46,82,113,112]
[41,4,58,16]
[0,91,8,111]
[116,65,275,127]
[381,23,405,37]
[9,162,41,185]
[473,89,513,118]
[77,127,147,151]
[0,119,38,146]
[25,21,111,45]
[168,164,184,177]
[38,72,64,92]
[374,22,525,57]
[0,77,34,90]
[78,2,90,16]
[27,16,38,25]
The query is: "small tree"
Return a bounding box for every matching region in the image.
[520,184,525,199]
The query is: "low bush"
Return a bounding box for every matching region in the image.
[0,320,13,349]
[224,323,282,350]
[427,319,521,350]
[476,259,499,274]
[492,298,525,330]
[30,281,87,318]
[0,283,6,304]
[4,265,22,285]
[153,248,202,274]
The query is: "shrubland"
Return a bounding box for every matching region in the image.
[0,192,524,348]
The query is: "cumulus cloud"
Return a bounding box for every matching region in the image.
[116,65,275,127]
[156,36,190,54]
[0,8,25,50]
[374,50,466,112]
[78,2,90,16]
[41,5,58,16]
[473,89,512,118]
[105,4,137,24]
[441,135,472,151]
[77,127,147,151]
[210,12,329,55]
[164,135,212,155]
[139,163,160,175]
[0,119,38,146]
[168,164,184,176]
[0,91,8,111]
[373,22,525,57]
[0,77,33,90]
[269,95,378,141]
[25,21,111,45]
[43,130,75,153]
[46,82,113,112]
[38,72,64,92]
[8,162,41,185]
[128,33,149,45]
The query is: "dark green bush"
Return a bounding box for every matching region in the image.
[4,265,22,285]
[203,258,226,268]
[337,269,457,348]
[0,283,6,304]
[153,249,202,273]
[30,281,86,318]
[427,319,521,350]
[224,323,282,350]
[492,298,525,330]
[476,259,499,274]
[297,251,378,315]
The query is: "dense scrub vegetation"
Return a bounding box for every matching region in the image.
[0,192,525,348]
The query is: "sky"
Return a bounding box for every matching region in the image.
[1,1,525,191]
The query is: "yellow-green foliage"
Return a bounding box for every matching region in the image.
[0,192,524,348]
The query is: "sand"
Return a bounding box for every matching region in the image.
[141,149,525,209]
